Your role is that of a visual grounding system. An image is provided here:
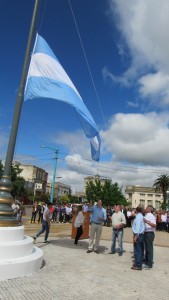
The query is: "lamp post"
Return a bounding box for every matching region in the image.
[40,146,59,203]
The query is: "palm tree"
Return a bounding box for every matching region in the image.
[153,174,169,209]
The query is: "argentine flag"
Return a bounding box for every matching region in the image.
[24,34,101,161]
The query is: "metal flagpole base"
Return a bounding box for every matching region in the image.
[0,176,19,227]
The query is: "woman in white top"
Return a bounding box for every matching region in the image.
[74,206,84,245]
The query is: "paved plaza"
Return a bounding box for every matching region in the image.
[0,218,169,300]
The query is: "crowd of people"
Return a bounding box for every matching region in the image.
[11,198,169,271]
[30,202,78,224]
[86,201,157,271]
[11,200,25,225]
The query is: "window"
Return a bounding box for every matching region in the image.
[140,193,145,196]
[155,194,161,197]
[147,194,153,197]
[155,201,160,210]
[147,200,153,206]
[140,199,145,207]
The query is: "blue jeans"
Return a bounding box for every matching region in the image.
[111,229,123,253]
[134,234,144,267]
[35,220,50,241]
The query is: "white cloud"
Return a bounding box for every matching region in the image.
[127,101,139,108]
[101,112,169,166]
[11,112,169,192]
[48,129,92,160]
[138,72,169,105]
[106,0,169,106]
[44,112,169,191]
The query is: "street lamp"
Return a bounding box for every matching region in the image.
[40,145,59,203]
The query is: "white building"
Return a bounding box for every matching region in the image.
[84,174,111,192]
[13,161,48,194]
[46,182,71,201]
[125,185,163,210]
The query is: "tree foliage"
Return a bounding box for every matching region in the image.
[11,176,26,199]
[85,179,127,206]
[0,162,26,199]
[10,163,23,181]
[59,194,70,204]
[153,174,169,209]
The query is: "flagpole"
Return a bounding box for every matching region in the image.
[0,0,40,226]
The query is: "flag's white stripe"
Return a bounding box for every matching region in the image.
[28,53,82,100]
[90,136,100,151]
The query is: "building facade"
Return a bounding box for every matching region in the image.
[125,185,163,210]
[84,174,111,192]
[46,182,71,201]
[14,162,48,195]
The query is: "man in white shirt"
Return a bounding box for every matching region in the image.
[109,205,126,256]
[161,211,167,231]
[65,204,72,223]
[143,205,156,269]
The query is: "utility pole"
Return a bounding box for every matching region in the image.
[41,146,59,203]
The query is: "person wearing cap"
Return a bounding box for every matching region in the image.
[34,202,53,244]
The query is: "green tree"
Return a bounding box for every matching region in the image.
[11,176,26,199]
[0,161,28,200]
[59,194,70,204]
[153,174,169,209]
[85,180,103,202]
[110,183,127,206]
[10,163,23,181]
[85,180,96,201]
[85,179,127,206]
[102,180,113,205]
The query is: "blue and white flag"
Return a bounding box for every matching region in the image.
[24,34,101,161]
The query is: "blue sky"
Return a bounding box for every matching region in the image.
[1,0,169,192]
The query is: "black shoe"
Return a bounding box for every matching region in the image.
[44,241,50,244]
[33,236,36,243]
[131,266,142,271]
[118,253,123,256]
[87,250,92,253]
[94,250,99,254]
[108,251,116,254]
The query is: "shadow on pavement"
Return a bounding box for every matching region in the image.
[36,238,109,254]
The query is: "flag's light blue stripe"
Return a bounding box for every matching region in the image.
[25,76,99,138]
[28,52,81,99]
[90,134,101,161]
[34,35,59,63]
[24,33,101,161]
